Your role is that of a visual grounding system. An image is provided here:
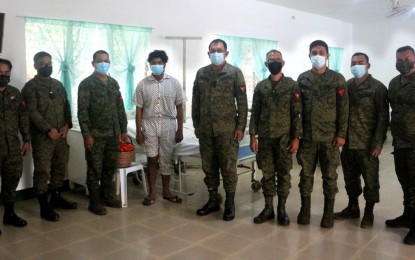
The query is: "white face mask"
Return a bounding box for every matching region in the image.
[310,55,326,69]
[350,65,366,79]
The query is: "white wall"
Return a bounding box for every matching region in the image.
[0,0,353,190]
[352,16,415,86]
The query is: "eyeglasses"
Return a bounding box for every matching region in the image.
[37,62,53,67]
[267,59,282,63]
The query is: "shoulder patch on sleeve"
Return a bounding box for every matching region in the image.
[337,89,345,97]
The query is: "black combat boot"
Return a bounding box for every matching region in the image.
[196,189,223,216]
[254,196,275,224]
[321,197,335,228]
[88,187,107,216]
[50,189,78,209]
[360,201,375,228]
[385,206,414,228]
[101,181,122,208]
[297,196,311,225]
[334,197,360,219]
[277,196,290,226]
[223,192,235,221]
[3,201,27,227]
[37,193,60,221]
[403,214,415,245]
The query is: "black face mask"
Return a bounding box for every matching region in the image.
[38,66,53,77]
[0,75,10,86]
[396,60,415,75]
[268,62,282,75]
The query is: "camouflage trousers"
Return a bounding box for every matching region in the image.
[393,148,415,208]
[199,130,238,193]
[257,136,292,197]
[340,148,380,203]
[0,154,23,202]
[297,140,339,199]
[32,135,69,195]
[85,136,119,201]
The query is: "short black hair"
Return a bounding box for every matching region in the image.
[93,50,109,61]
[352,52,369,63]
[0,58,12,70]
[309,40,329,54]
[209,39,227,51]
[397,46,415,54]
[266,49,283,59]
[147,50,168,63]
[33,51,51,63]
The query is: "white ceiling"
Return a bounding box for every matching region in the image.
[257,0,415,23]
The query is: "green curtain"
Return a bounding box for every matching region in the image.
[25,17,95,110]
[103,24,151,111]
[251,39,278,81]
[218,35,278,82]
[328,47,344,72]
[25,17,152,111]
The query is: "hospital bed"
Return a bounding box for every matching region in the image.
[126,119,261,195]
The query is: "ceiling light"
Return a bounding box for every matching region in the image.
[386,0,410,18]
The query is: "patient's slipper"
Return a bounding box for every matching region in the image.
[142,197,155,206]
[163,196,183,204]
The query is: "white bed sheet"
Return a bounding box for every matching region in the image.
[126,118,251,158]
[127,119,201,157]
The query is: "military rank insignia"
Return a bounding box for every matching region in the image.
[337,89,345,97]
[239,86,246,92]
[294,92,301,100]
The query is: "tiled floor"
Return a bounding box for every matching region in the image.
[1,132,415,259]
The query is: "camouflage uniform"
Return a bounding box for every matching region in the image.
[297,69,349,198]
[249,76,302,197]
[388,72,415,209]
[341,75,389,203]
[22,76,72,195]
[77,75,127,201]
[0,85,30,202]
[192,63,248,193]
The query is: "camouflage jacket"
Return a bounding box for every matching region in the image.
[192,62,248,135]
[22,76,72,136]
[297,69,349,142]
[77,74,127,138]
[346,75,389,150]
[0,85,31,155]
[249,75,303,139]
[388,72,415,148]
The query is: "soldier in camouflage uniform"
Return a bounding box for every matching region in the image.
[22,52,77,222]
[296,40,349,228]
[78,50,129,216]
[334,52,389,228]
[192,39,248,221]
[0,59,31,230]
[249,50,302,226]
[386,46,415,245]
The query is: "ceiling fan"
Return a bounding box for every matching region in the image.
[385,0,411,18]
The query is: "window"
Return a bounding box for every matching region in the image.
[25,17,152,113]
[217,35,278,103]
[328,46,344,73]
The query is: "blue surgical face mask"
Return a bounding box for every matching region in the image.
[310,55,326,69]
[351,65,366,79]
[95,62,110,74]
[150,65,164,75]
[210,52,225,65]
